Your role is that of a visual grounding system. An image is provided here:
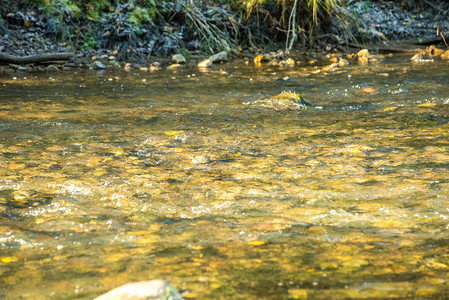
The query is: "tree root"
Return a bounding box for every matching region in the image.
[182,1,235,53]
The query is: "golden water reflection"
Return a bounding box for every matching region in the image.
[1,59,449,298]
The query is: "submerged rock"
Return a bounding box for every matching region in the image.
[45,65,59,71]
[191,155,210,164]
[249,91,315,110]
[167,63,182,70]
[94,279,183,300]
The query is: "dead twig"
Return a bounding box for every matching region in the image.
[441,32,448,48]
[422,0,448,16]
[286,0,299,50]
[0,52,74,65]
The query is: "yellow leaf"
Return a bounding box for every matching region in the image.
[349,147,361,153]
[418,102,436,107]
[384,106,398,111]
[164,131,179,136]
[248,240,265,246]
[1,256,18,263]
[114,150,124,156]
[254,54,263,63]
[191,246,203,250]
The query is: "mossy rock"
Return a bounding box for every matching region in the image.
[257,91,314,110]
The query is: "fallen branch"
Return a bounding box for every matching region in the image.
[344,42,423,54]
[0,52,74,65]
[422,0,448,16]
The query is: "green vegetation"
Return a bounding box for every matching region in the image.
[5,0,342,53]
[0,0,447,57]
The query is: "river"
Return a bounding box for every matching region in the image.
[1,55,449,299]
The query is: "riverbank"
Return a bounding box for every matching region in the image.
[0,0,448,73]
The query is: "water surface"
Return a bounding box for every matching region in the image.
[1,57,449,299]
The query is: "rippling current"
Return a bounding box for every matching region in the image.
[1,56,449,299]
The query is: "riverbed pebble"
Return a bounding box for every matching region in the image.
[45,65,59,71]
[198,59,212,68]
[279,58,295,67]
[209,51,228,63]
[167,63,182,70]
[93,61,106,70]
[171,54,186,64]
[441,50,449,60]
[191,155,211,164]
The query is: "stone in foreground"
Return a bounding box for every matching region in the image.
[94,279,183,300]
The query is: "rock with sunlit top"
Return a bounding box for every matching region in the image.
[94,279,183,300]
[255,91,315,110]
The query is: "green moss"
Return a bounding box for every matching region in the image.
[127,0,157,26]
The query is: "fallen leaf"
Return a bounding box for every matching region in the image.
[384,106,398,111]
[164,131,180,136]
[248,240,265,246]
[418,102,436,107]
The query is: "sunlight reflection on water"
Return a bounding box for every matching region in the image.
[1,58,449,298]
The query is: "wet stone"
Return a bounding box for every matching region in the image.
[278,58,295,67]
[45,65,59,71]
[94,279,183,300]
[9,64,27,71]
[93,61,106,70]
[198,59,212,68]
[171,54,186,64]
[167,63,182,70]
[249,91,314,110]
[209,51,228,63]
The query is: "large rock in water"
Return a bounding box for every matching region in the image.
[209,51,228,63]
[251,91,314,110]
[94,279,183,300]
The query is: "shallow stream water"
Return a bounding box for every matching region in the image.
[1,56,449,299]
